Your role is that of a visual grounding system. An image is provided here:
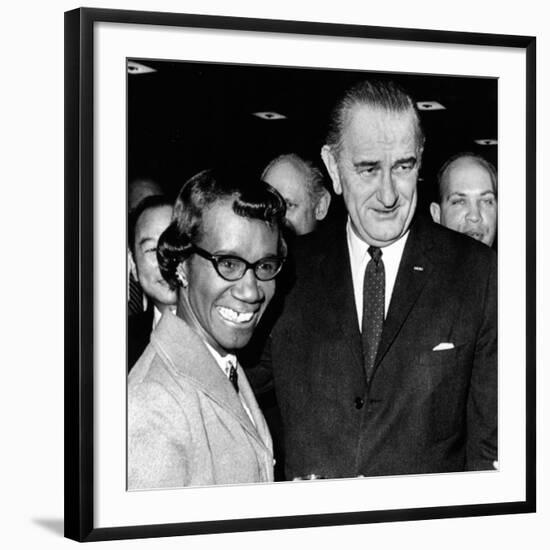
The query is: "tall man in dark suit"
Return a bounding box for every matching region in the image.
[267,79,497,479]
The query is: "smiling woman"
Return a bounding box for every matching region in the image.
[127,168,287,490]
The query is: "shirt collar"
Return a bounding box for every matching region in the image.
[346,217,409,265]
[203,341,237,377]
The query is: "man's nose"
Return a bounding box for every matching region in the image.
[232,268,263,302]
[377,170,399,208]
[466,201,482,222]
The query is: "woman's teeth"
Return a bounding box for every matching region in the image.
[217,306,254,323]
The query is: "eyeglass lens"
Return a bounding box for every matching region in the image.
[214,257,282,281]
[192,245,283,281]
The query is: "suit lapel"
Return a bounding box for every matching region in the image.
[374,218,434,369]
[318,224,363,370]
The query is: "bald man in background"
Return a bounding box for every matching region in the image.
[262,153,331,236]
[430,153,497,247]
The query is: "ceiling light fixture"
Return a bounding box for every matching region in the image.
[252,111,287,120]
[127,61,157,75]
[416,101,446,111]
[474,139,498,146]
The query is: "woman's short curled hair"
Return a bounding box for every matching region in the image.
[157,168,288,289]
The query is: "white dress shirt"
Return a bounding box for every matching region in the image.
[346,218,409,331]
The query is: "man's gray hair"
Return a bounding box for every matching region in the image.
[325,79,425,157]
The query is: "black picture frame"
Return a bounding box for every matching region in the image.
[64,7,536,542]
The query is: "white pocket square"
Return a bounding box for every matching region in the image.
[432,342,455,351]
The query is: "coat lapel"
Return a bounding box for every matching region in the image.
[317,224,363,370]
[374,217,435,369]
[236,364,273,451]
[150,314,269,450]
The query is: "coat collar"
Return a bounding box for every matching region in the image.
[149,313,270,449]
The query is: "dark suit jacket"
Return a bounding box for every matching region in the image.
[267,215,497,479]
[128,305,153,372]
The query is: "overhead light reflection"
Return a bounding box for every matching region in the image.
[416,101,446,111]
[127,61,157,75]
[252,111,287,120]
[474,139,498,146]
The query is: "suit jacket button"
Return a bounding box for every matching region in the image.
[354,397,365,409]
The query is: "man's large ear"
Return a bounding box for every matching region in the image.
[429,202,441,224]
[128,248,137,280]
[321,145,342,195]
[314,189,332,221]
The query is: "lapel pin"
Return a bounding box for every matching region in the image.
[413,266,424,271]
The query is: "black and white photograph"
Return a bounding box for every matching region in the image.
[62,6,536,543]
[6,0,550,548]
[126,61,499,489]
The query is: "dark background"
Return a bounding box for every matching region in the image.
[128,59,497,214]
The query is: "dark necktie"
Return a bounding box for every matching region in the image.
[361,246,385,382]
[228,360,239,393]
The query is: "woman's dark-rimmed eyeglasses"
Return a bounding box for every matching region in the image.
[190,244,285,282]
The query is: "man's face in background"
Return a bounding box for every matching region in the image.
[131,204,177,310]
[430,156,497,247]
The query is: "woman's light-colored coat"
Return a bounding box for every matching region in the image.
[128,313,274,490]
